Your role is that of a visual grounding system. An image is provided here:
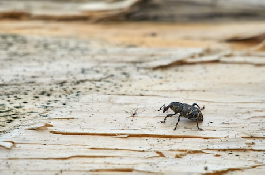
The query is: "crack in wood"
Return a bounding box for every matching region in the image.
[26,123,53,131]
[156,151,165,157]
[91,168,134,172]
[90,147,145,152]
[174,150,208,158]
[8,155,121,160]
[203,164,265,175]
[90,168,159,174]
[152,49,265,70]
[206,148,265,152]
[49,130,220,139]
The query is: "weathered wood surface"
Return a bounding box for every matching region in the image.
[0,21,265,174]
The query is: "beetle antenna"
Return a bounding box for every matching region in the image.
[158,104,165,111]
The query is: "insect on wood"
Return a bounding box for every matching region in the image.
[158,102,205,130]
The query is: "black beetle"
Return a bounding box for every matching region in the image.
[158,102,205,130]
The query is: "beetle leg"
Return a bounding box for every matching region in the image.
[192,103,205,111]
[158,104,165,111]
[160,113,175,123]
[173,114,181,130]
[192,103,200,108]
[196,118,203,131]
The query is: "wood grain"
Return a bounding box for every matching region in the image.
[0,21,265,174]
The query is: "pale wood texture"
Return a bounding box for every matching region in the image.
[0,21,265,174]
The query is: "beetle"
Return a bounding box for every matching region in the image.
[158,102,205,130]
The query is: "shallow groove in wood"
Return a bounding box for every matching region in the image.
[49,130,220,139]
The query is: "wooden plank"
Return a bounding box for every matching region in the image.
[0,21,265,174]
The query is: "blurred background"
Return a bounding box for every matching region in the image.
[1,0,265,51]
[1,0,265,22]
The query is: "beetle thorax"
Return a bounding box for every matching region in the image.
[170,102,183,113]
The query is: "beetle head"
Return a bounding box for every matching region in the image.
[163,106,169,113]
[158,104,169,113]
